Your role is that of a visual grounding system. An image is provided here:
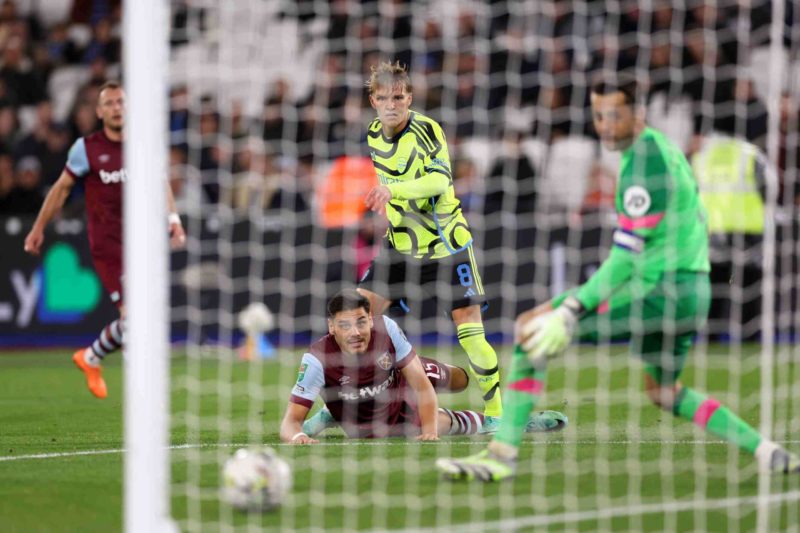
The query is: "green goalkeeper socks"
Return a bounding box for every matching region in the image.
[457,323,502,417]
[672,386,763,454]
[493,345,547,448]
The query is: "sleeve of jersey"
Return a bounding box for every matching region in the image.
[382,316,417,369]
[64,138,90,179]
[289,353,325,408]
[385,121,452,201]
[573,152,670,311]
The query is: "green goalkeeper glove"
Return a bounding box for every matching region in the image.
[521,297,583,361]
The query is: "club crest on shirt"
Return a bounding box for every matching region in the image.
[99,154,111,163]
[396,157,407,172]
[376,352,392,371]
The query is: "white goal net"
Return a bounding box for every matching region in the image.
[132,0,800,531]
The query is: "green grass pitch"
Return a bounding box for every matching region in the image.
[1,345,799,532]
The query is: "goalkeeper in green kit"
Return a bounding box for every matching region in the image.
[436,75,800,481]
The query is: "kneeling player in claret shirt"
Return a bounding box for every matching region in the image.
[280,289,566,443]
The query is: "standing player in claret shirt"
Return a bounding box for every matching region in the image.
[350,60,564,434]
[437,74,800,481]
[24,81,186,399]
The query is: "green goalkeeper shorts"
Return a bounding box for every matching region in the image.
[575,271,711,385]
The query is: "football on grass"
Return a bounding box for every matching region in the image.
[221,447,291,512]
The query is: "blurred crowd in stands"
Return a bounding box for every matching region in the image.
[0,0,799,224]
[0,0,119,215]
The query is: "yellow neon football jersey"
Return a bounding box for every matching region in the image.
[366,111,473,259]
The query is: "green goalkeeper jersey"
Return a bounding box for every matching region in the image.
[367,111,473,259]
[571,127,710,311]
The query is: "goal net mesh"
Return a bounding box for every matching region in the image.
[164,1,800,530]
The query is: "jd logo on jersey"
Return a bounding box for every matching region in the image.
[37,242,102,323]
[623,186,651,217]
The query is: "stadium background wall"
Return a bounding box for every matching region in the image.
[1,212,796,347]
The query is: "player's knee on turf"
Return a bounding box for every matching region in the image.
[446,364,469,393]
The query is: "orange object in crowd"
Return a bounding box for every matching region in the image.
[317,156,377,228]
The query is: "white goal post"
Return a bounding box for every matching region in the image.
[123,0,172,532]
[121,1,800,531]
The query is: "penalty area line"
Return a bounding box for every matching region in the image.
[2,439,800,462]
[400,490,800,532]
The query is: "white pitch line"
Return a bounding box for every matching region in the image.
[397,490,800,533]
[0,448,125,462]
[2,439,800,463]
[0,443,233,463]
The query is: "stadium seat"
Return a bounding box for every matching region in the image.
[48,66,91,122]
[31,0,72,28]
[17,105,38,136]
[648,93,694,153]
[750,46,788,102]
[458,137,493,177]
[521,137,548,175]
[538,135,594,212]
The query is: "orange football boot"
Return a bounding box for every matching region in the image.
[72,349,108,399]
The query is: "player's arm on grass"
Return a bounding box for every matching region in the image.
[281,353,325,444]
[365,121,452,213]
[381,316,438,440]
[400,356,439,441]
[24,169,76,255]
[280,403,318,444]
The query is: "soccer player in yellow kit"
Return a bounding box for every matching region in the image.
[353,61,563,434]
